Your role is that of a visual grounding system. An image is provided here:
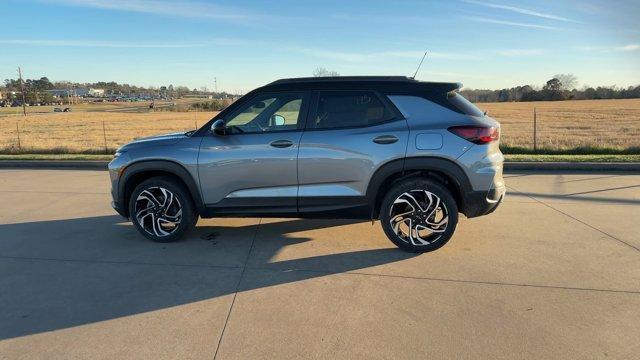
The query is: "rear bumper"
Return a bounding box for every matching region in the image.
[461,185,505,218]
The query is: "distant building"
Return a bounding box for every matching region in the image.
[88,88,105,97]
[47,88,90,98]
[0,90,4,99]
[184,94,214,99]
[47,89,70,98]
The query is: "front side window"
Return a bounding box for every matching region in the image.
[225,92,305,134]
[311,91,394,129]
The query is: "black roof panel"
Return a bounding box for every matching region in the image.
[269,76,416,84]
[263,76,461,93]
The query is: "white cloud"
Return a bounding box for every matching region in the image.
[0,38,250,48]
[39,0,278,23]
[461,0,579,23]
[0,39,208,48]
[495,49,545,57]
[381,51,482,61]
[293,48,481,63]
[617,44,640,52]
[464,16,559,30]
[576,44,640,52]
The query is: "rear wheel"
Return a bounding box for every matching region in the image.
[380,178,458,252]
[129,177,198,243]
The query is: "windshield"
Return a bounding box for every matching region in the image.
[447,92,485,117]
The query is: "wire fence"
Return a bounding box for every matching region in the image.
[480,99,640,152]
[1,99,639,154]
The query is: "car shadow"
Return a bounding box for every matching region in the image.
[0,215,417,340]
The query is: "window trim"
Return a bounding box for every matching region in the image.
[304,90,405,131]
[215,90,311,136]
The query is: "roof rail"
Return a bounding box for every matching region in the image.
[268,76,416,85]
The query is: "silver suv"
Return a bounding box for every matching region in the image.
[109,76,505,252]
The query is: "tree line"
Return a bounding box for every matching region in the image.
[1,76,235,104]
[460,74,640,103]
[4,72,639,105]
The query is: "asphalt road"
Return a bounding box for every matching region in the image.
[0,169,638,359]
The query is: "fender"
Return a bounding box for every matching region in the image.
[118,160,205,215]
[365,156,473,214]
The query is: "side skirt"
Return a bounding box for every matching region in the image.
[201,196,372,219]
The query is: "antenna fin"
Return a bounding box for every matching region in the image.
[411,51,428,79]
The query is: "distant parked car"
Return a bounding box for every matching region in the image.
[53,107,62,112]
[63,107,72,112]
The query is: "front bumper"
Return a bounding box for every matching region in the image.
[111,200,128,218]
[108,152,131,219]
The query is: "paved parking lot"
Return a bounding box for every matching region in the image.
[0,169,638,359]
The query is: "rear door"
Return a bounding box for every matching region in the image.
[297,90,409,213]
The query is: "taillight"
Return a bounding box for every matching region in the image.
[448,126,499,144]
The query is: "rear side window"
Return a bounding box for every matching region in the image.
[311,91,394,129]
[447,92,484,117]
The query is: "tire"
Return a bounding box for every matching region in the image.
[380,178,458,253]
[128,176,198,243]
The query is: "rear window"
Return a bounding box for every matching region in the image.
[312,91,394,129]
[447,92,484,117]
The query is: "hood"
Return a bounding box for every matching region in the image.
[118,131,189,152]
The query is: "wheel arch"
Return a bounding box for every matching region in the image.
[118,160,204,217]
[367,157,472,219]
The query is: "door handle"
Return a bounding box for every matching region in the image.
[270,139,294,148]
[373,135,399,144]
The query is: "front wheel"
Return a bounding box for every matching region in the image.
[380,178,458,253]
[129,177,198,243]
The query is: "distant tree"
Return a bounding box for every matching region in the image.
[553,73,578,90]
[543,78,562,92]
[312,67,340,77]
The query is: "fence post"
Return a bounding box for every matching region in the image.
[16,121,21,150]
[102,121,108,154]
[533,107,537,153]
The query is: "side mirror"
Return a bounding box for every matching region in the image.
[211,119,226,136]
[271,114,285,126]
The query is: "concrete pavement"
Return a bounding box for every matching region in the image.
[0,170,638,359]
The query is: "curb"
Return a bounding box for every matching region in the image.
[0,160,109,169]
[1,160,639,172]
[505,161,640,171]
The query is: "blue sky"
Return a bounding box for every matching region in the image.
[1,0,638,92]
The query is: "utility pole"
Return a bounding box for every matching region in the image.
[214,77,218,95]
[17,67,27,116]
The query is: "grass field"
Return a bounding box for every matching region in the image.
[477,99,640,151]
[0,98,638,154]
[0,111,218,153]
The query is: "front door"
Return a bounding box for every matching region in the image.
[198,91,309,213]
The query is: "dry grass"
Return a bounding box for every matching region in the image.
[0,99,638,154]
[477,99,640,150]
[0,111,218,153]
